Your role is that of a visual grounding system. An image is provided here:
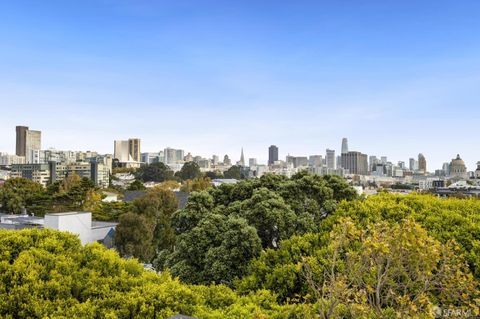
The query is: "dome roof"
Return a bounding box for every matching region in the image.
[451,154,466,167]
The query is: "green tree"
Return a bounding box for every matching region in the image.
[325,193,480,278]
[205,170,224,179]
[180,177,211,193]
[0,178,46,214]
[175,161,201,181]
[157,213,262,286]
[0,228,312,318]
[223,165,242,179]
[135,162,175,182]
[232,187,297,248]
[114,212,156,261]
[162,173,358,285]
[127,179,146,191]
[132,187,179,251]
[304,218,478,318]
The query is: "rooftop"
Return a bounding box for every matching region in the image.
[46,211,91,216]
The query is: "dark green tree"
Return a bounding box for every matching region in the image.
[132,188,179,251]
[205,170,224,179]
[232,187,297,248]
[175,161,201,181]
[135,162,175,182]
[114,212,156,261]
[127,179,146,191]
[157,213,261,286]
[0,178,46,214]
[224,165,242,179]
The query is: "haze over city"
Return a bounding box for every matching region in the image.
[1,1,480,169]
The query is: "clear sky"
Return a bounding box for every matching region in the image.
[1,1,480,170]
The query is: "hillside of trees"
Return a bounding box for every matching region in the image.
[0,172,479,318]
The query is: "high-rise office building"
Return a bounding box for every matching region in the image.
[114,138,141,163]
[249,158,257,167]
[308,155,323,167]
[175,149,184,163]
[369,155,378,172]
[16,126,41,162]
[128,138,141,162]
[114,140,130,162]
[418,153,427,174]
[268,145,278,165]
[341,151,368,175]
[341,138,349,154]
[409,158,418,171]
[326,149,335,169]
[15,126,28,156]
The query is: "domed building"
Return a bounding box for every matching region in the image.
[449,154,468,180]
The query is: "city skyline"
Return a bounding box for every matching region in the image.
[1,125,478,172]
[1,1,480,169]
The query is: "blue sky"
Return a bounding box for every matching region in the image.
[1,1,480,170]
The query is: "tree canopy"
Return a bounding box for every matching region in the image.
[156,173,358,285]
[135,162,175,182]
[175,161,202,181]
[0,228,314,318]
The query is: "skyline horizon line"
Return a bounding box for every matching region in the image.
[1,124,478,172]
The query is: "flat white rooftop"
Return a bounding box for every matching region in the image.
[47,211,90,216]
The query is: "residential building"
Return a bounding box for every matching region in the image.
[10,163,51,186]
[11,161,109,188]
[164,147,184,164]
[0,153,26,166]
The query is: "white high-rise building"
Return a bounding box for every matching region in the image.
[114,140,131,162]
[326,149,335,169]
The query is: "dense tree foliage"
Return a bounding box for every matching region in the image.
[205,170,224,179]
[0,229,314,318]
[135,162,175,182]
[127,179,147,191]
[180,177,212,193]
[157,213,262,286]
[0,178,46,215]
[175,161,202,181]
[157,173,358,285]
[115,187,179,261]
[0,176,102,216]
[2,175,480,318]
[223,165,242,179]
[237,193,480,318]
[325,193,480,278]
